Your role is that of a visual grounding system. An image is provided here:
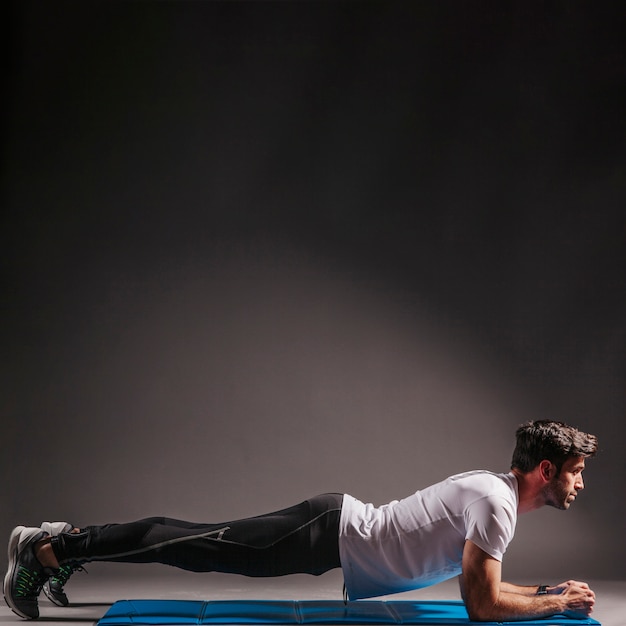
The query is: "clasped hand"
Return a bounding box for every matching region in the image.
[550,580,595,617]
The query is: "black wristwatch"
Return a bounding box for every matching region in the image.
[536,585,549,595]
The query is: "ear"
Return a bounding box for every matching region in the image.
[538,460,554,482]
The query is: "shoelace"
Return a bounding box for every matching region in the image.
[14,565,48,599]
[50,563,87,587]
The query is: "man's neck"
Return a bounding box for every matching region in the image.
[511,468,545,514]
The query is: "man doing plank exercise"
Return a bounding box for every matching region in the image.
[4,420,598,621]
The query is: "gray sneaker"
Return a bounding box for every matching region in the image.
[39,522,82,607]
[43,563,85,607]
[3,526,50,619]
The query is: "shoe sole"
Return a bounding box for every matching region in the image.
[4,526,30,619]
[40,522,73,537]
[42,583,67,607]
[3,526,43,619]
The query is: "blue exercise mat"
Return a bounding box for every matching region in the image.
[97,599,601,626]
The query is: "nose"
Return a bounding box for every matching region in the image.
[576,474,585,490]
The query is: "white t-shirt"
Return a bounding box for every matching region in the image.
[338,470,518,600]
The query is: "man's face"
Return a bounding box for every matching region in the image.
[543,456,586,510]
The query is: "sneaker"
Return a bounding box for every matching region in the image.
[43,563,85,607]
[39,522,81,607]
[3,526,50,619]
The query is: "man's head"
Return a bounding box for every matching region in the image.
[511,420,598,475]
[511,420,599,511]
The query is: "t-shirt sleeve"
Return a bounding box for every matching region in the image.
[464,494,516,561]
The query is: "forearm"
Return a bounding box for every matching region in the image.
[462,581,565,621]
[469,589,565,621]
[499,581,549,596]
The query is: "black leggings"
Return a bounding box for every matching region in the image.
[50,494,343,577]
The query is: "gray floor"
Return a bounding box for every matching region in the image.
[1,566,624,626]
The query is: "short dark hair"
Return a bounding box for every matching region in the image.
[511,420,598,473]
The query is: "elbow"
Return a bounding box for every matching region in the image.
[467,610,494,622]
[465,601,497,622]
[467,611,493,622]
[466,609,484,622]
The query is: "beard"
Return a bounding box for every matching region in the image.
[543,477,575,510]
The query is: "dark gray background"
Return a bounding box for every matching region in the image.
[3,1,624,583]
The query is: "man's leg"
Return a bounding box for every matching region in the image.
[4,494,343,620]
[51,494,343,576]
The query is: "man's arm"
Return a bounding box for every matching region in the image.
[459,540,595,621]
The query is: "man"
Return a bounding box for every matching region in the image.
[4,420,598,621]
